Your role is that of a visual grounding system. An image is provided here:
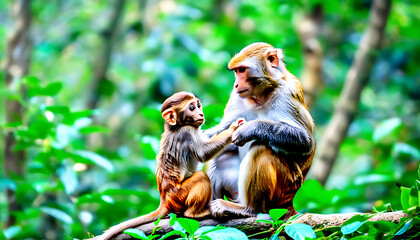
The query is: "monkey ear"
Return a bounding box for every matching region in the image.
[265,49,284,68]
[162,109,177,125]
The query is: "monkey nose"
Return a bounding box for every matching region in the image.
[235,84,239,88]
[199,114,204,117]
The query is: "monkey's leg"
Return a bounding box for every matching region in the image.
[182,171,212,218]
[206,144,241,200]
[247,146,301,220]
[236,145,279,213]
[271,159,303,220]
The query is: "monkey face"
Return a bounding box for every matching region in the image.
[233,66,250,97]
[229,47,281,102]
[162,92,205,128]
[183,98,205,128]
[232,65,278,102]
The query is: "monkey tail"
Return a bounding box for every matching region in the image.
[96,203,168,240]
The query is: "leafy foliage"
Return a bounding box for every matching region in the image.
[124,214,249,240]
[1,0,419,239]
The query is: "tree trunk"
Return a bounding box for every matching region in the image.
[312,0,391,185]
[2,0,32,227]
[86,0,126,109]
[296,4,324,108]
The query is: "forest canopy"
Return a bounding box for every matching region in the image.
[0,0,419,239]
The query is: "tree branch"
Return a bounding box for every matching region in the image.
[109,212,407,239]
[312,0,391,185]
[86,0,126,109]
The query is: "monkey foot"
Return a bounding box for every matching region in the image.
[209,199,229,218]
[210,199,256,218]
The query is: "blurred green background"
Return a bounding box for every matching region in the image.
[0,0,419,239]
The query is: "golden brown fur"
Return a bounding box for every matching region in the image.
[94,92,243,240]
[207,43,315,219]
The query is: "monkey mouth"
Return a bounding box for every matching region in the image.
[237,89,249,95]
[196,118,205,124]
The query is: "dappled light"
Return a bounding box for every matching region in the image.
[1,0,419,239]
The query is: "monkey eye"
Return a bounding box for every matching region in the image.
[238,67,246,73]
[189,104,195,111]
[197,102,201,108]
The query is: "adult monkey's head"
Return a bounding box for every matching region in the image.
[228,42,286,103]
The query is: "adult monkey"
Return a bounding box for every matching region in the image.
[206,42,315,219]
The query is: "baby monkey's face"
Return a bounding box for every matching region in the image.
[183,98,204,128]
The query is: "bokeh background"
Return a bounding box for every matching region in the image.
[1,0,419,239]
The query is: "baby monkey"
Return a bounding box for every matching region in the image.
[96,92,244,240]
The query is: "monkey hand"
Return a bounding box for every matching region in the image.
[228,118,246,131]
[232,121,255,147]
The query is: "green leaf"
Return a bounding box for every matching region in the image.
[176,218,200,235]
[372,203,392,213]
[400,186,419,212]
[140,136,160,160]
[46,105,71,115]
[353,173,394,185]
[3,121,23,128]
[347,236,368,240]
[13,138,34,151]
[269,208,288,222]
[140,107,161,121]
[24,76,41,86]
[159,230,186,240]
[202,227,248,240]
[417,181,420,207]
[293,179,337,212]
[98,78,115,97]
[366,220,396,235]
[27,81,63,97]
[4,226,21,239]
[27,115,54,139]
[154,216,162,226]
[194,226,218,236]
[418,164,420,179]
[199,236,212,240]
[0,178,16,191]
[168,213,187,235]
[169,213,177,226]
[285,223,316,240]
[71,110,95,119]
[40,206,73,224]
[0,229,7,240]
[395,219,412,236]
[53,124,75,149]
[392,143,420,159]
[341,215,371,235]
[372,118,402,143]
[269,232,279,240]
[73,150,114,172]
[123,229,148,240]
[58,161,78,195]
[44,82,63,95]
[79,126,109,134]
[358,220,396,238]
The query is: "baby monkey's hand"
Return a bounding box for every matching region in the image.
[229,118,246,131]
